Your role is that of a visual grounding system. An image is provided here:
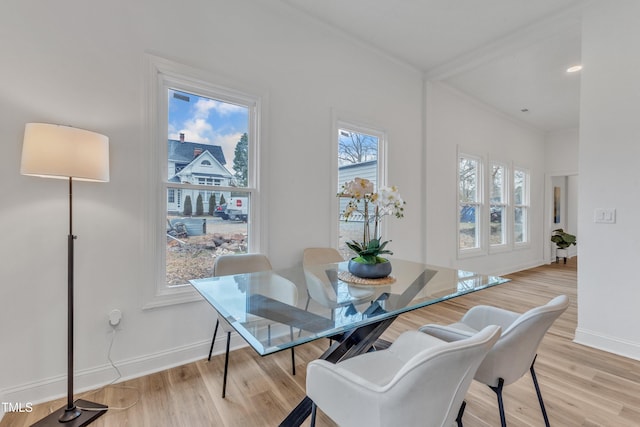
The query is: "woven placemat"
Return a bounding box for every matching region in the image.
[338,271,396,286]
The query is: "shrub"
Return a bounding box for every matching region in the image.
[183,195,193,216]
[196,194,204,216]
[208,194,216,216]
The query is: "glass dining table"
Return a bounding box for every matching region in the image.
[190,258,509,426]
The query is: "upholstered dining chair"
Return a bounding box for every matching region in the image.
[207,253,297,398]
[419,295,569,427]
[302,247,374,317]
[306,325,502,427]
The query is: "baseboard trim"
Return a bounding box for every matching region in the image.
[491,259,546,277]
[0,333,249,414]
[574,327,640,362]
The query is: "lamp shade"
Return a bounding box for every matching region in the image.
[21,123,109,182]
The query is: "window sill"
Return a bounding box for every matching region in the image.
[457,248,487,259]
[142,285,204,310]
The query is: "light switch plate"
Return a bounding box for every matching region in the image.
[594,208,616,223]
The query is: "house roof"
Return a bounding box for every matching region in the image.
[338,160,377,170]
[168,139,227,166]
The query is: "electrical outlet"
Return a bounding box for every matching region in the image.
[109,309,122,327]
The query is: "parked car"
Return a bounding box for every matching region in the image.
[224,197,248,221]
[214,198,248,221]
[214,204,228,220]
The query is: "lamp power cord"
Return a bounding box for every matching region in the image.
[76,327,140,412]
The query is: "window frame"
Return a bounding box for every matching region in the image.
[457,149,532,259]
[513,166,531,247]
[332,116,388,254]
[457,151,485,258]
[142,54,265,308]
[489,161,509,252]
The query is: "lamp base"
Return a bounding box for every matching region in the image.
[31,400,107,427]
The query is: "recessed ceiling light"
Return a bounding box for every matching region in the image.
[566,65,583,73]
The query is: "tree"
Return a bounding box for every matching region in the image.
[196,194,204,216]
[459,158,477,202]
[338,130,377,165]
[183,195,192,216]
[219,194,226,206]
[208,194,216,216]
[233,132,248,187]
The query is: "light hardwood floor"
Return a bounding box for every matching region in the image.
[4,258,640,426]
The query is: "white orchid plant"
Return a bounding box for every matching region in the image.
[337,177,405,264]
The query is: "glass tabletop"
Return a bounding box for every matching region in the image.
[190,258,509,356]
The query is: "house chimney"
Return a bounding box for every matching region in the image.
[194,148,203,157]
[179,133,185,143]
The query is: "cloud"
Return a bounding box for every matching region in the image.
[168,93,247,172]
[195,98,245,118]
[213,132,244,167]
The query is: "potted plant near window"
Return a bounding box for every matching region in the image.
[337,177,405,279]
[551,228,576,264]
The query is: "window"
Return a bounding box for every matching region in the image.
[514,168,529,244]
[165,89,256,287]
[490,162,507,247]
[458,151,530,256]
[458,154,482,251]
[144,55,262,306]
[336,122,386,257]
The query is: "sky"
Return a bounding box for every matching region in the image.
[168,89,248,173]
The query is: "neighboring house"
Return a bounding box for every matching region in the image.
[167,136,235,214]
[338,160,377,221]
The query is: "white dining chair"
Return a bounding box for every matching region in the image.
[207,253,297,398]
[419,295,569,427]
[306,325,502,427]
[302,248,374,317]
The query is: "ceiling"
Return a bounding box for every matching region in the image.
[279,0,587,132]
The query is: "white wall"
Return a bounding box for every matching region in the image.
[545,128,579,260]
[545,128,579,173]
[0,0,423,408]
[576,0,640,360]
[425,82,546,275]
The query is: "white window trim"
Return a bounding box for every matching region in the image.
[489,160,510,253]
[513,165,531,249]
[331,111,388,250]
[142,54,267,309]
[457,149,486,258]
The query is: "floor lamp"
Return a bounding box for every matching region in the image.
[21,123,110,426]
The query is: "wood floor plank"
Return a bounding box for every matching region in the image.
[4,258,640,426]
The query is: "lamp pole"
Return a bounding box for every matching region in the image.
[59,177,81,422]
[22,123,110,426]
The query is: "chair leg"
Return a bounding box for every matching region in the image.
[530,356,551,427]
[222,331,231,398]
[208,319,220,361]
[289,326,296,375]
[310,402,317,427]
[489,378,507,427]
[456,400,467,427]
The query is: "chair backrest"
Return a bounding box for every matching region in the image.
[307,325,500,427]
[474,295,569,386]
[213,253,272,277]
[384,326,501,427]
[302,247,344,266]
[302,248,345,307]
[213,254,297,322]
